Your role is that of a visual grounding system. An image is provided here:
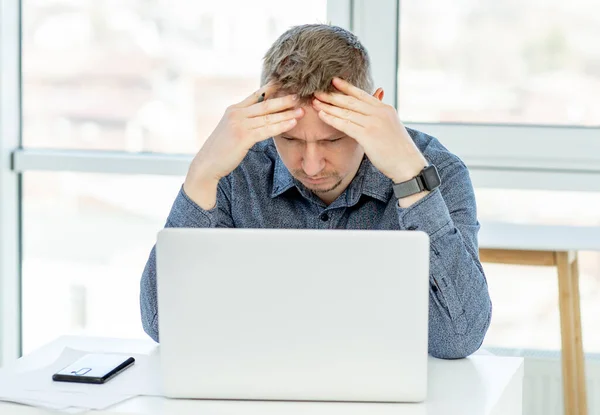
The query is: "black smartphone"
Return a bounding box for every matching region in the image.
[52,354,135,384]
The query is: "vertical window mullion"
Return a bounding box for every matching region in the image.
[0,0,23,365]
[351,0,399,106]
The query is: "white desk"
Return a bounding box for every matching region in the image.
[479,222,600,253]
[0,336,523,415]
[479,222,600,415]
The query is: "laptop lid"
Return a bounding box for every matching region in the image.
[157,228,429,402]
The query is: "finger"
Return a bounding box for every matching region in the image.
[313,90,373,115]
[237,80,280,108]
[312,98,368,127]
[244,94,299,118]
[317,110,363,142]
[332,77,383,105]
[245,107,304,130]
[250,118,298,144]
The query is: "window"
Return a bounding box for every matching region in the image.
[18,0,328,354]
[2,0,598,362]
[398,0,600,126]
[22,172,184,353]
[397,0,600,353]
[22,0,328,153]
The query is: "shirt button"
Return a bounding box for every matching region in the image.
[407,226,417,231]
[431,283,439,292]
[320,213,330,221]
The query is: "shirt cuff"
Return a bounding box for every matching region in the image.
[165,186,218,228]
[396,188,453,242]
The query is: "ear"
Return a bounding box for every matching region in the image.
[373,87,384,102]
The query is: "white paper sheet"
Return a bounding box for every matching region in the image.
[0,390,135,411]
[0,346,163,411]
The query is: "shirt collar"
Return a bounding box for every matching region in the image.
[270,155,296,198]
[271,154,393,204]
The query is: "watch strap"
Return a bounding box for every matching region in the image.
[392,175,425,199]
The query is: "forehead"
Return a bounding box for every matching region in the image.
[279,100,344,141]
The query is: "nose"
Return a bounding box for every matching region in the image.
[302,143,325,177]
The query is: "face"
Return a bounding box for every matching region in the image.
[273,103,365,204]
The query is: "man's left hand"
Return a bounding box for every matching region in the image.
[313,77,428,186]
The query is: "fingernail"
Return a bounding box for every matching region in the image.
[292,94,298,101]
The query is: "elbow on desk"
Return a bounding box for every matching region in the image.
[140,282,160,342]
[429,332,485,359]
[142,313,160,343]
[430,305,492,359]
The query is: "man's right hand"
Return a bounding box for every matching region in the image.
[184,82,304,210]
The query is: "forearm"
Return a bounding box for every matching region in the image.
[183,164,220,211]
[140,186,221,342]
[140,246,160,342]
[397,188,491,359]
[427,226,491,358]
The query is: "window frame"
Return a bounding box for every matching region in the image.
[12,0,600,187]
[2,0,600,363]
[356,0,600,191]
[0,0,23,365]
[1,0,352,364]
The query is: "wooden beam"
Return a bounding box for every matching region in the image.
[479,249,557,266]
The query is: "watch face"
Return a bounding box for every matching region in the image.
[422,165,441,190]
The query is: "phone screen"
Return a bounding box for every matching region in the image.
[53,354,135,384]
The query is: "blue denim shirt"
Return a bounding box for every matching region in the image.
[140,127,492,359]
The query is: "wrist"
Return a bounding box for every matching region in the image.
[389,159,428,184]
[392,162,440,207]
[183,174,219,211]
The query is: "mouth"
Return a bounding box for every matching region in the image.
[303,177,330,184]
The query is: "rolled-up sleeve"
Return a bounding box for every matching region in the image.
[397,161,492,359]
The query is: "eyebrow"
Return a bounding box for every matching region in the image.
[281,134,346,141]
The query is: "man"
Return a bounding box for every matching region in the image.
[140,24,492,359]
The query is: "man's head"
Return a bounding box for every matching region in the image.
[261,24,379,204]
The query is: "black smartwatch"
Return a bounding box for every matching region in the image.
[392,165,441,199]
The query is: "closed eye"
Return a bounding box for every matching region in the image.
[326,136,347,143]
[281,136,345,142]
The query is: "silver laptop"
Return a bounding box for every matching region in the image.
[156,228,429,402]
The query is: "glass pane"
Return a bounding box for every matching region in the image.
[398,0,600,126]
[477,188,600,352]
[22,171,184,354]
[22,176,600,353]
[22,0,328,153]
